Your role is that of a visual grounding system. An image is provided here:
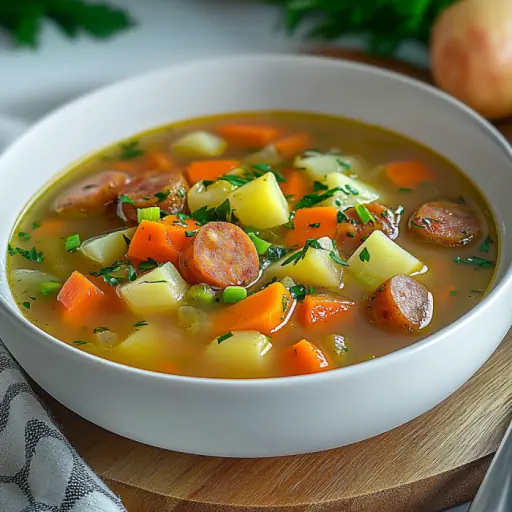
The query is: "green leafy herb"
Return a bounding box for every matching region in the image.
[354,204,375,224]
[479,235,494,253]
[313,181,328,192]
[122,234,131,246]
[289,284,315,301]
[251,164,286,183]
[336,158,350,170]
[21,301,31,310]
[219,175,251,187]
[119,140,143,160]
[344,184,359,196]
[184,231,196,238]
[90,260,130,286]
[41,281,62,296]
[7,244,16,256]
[138,258,159,271]
[296,187,347,209]
[283,212,295,229]
[308,222,320,228]
[191,199,232,225]
[359,247,370,262]
[281,238,323,266]
[134,320,148,328]
[410,220,425,229]
[337,211,348,223]
[17,231,31,241]
[127,265,137,281]
[330,251,348,266]
[64,233,81,252]
[267,246,290,261]
[454,256,494,269]
[177,188,185,198]
[72,340,88,346]
[202,180,215,188]
[449,290,457,296]
[32,222,40,230]
[93,327,110,333]
[399,187,412,193]
[12,246,44,263]
[119,194,135,206]
[154,190,171,203]
[217,332,233,344]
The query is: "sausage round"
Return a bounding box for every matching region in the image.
[408,200,481,247]
[337,203,400,257]
[54,171,127,213]
[180,222,259,288]
[369,275,433,332]
[119,171,188,221]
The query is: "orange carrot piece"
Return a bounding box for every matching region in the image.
[385,161,434,189]
[161,215,201,253]
[212,282,293,336]
[274,133,312,159]
[186,159,241,184]
[146,151,173,171]
[33,217,66,236]
[57,271,104,322]
[216,123,281,148]
[285,207,338,248]
[297,294,354,328]
[279,168,310,202]
[284,339,330,376]
[128,220,178,264]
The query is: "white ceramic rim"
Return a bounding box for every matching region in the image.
[2,53,511,388]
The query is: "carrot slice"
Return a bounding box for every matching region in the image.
[161,215,201,253]
[146,151,173,171]
[186,159,240,185]
[274,133,312,159]
[297,294,354,328]
[285,207,338,248]
[284,339,330,376]
[57,271,104,323]
[279,168,310,202]
[212,282,293,336]
[216,123,281,148]
[128,220,178,264]
[385,161,434,189]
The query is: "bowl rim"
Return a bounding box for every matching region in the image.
[1,53,511,388]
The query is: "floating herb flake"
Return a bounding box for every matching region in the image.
[454,256,494,269]
[134,321,149,328]
[119,140,143,160]
[17,231,31,241]
[217,332,233,344]
[359,247,371,262]
[479,235,494,253]
[119,194,135,206]
[354,204,375,224]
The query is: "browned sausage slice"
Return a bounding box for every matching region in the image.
[337,203,400,257]
[408,200,481,247]
[369,275,433,332]
[54,171,127,213]
[120,171,189,221]
[180,221,259,288]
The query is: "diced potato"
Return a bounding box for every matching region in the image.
[294,153,347,180]
[116,323,164,364]
[177,306,211,335]
[228,172,289,229]
[319,172,379,211]
[119,262,188,315]
[11,269,60,297]
[172,131,227,158]
[204,330,272,377]
[81,227,136,265]
[93,329,119,349]
[244,145,283,165]
[347,230,424,289]
[187,180,235,213]
[265,237,344,291]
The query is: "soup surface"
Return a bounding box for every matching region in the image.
[7,112,498,378]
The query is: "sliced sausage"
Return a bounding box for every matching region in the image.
[54,171,127,213]
[408,200,481,247]
[119,171,188,221]
[369,275,433,332]
[180,221,259,288]
[337,203,400,257]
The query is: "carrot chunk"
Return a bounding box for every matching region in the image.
[146,151,173,170]
[161,215,201,253]
[128,220,178,264]
[279,168,310,202]
[385,161,434,189]
[297,294,354,327]
[57,271,104,322]
[285,207,338,248]
[212,282,293,336]
[274,133,312,159]
[216,123,281,147]
[186,159,240,185]
[284,339,330,376]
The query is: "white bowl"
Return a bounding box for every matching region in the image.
[0,55,511,457]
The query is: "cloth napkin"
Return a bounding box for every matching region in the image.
[0,116,126,512]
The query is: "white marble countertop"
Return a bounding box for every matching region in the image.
[0,1,467,510]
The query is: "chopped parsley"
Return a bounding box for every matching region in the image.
[122,234,131,246]
[454,256,494,269]
[313,181,329,192]
[410,219,425,229]
[72,340,88,346]
[308,222,320,228]
[93,327,110,333]
[344,184,359,196]
[219,175,251,187]
[330,251,348,266]
[184,231,196,237]
[336,158,351,170]
[119,194,135,206]
[359,247,371,262]
[127,265,137,281]
[267,246,290,261]
[90,260,131,286]
[449,290,457,296]
[399,188,412,193]
[281,294,291,313]
[296,187,347,210]
[11,246,44,263]
[139,258,159,271]
[7,244,16,256]
[191,199,232,225]
[21,301,31,310]
[154,190,171,203]
[134,321,148,328]
[17,231,31,241]
[289,284,315,301]
[479,235,494,253]
[281,239,323,266]
[217,332,233,344]
[32,222,40,230]
[354,204,375,225]
[337,211,348,223]
[119,140,144,160]
[177,188,185,198]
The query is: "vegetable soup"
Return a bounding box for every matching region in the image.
[6,112,498,379]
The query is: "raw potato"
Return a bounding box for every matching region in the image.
[266,236,344,291]
[81,227,136,265]
[93,329,119,348]
[205,330,272,377]
[116,323,164,364]
[319,172,379,211]
[172,131,227,158]
[187,180,236,213]
[347,231,424,289]
[119,262,188,315]
[228,172,289,229]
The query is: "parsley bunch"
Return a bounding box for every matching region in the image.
[269,0,457,56]
[0,0,134,48]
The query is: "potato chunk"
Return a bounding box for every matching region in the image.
[172,131,227,158]
[319,172,379,211]
[81,227,136,265]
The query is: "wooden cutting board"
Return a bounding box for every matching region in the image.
[42,50,512,512]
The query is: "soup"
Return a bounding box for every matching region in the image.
[6,112,498,379]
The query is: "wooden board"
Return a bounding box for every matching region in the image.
[41,51,512,511]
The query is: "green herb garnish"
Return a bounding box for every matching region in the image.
[12,246,44,263]
[138,258,159,271]
[359,247,370,262]
[90,260,130,286]
[21,301,31,310]
[93,327,110,333]
[119,194,135,206]
[449,290,457,296]
[308,222,320,228]
[64,233,81,252]
[154,190,171,203]
[267,246,290,261]
[289,284,315,301]
[73,340,88,346]
[17,231,31,241]
[184,231,196,238]
[313,181,328,192]
[217,332,233,344]
[344,184,359,196]
[337,211,348,223]
[119,140,143,160]
[296,187,347,210]
[134,321,148,328]
[354,204,375,225]
[281,238,323,266]
[454,256,494,269]
[330,251,348,266]
[399,187,412,193]
[336,158,350,170]
[479,235,494,253]
[32,222,40,230]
